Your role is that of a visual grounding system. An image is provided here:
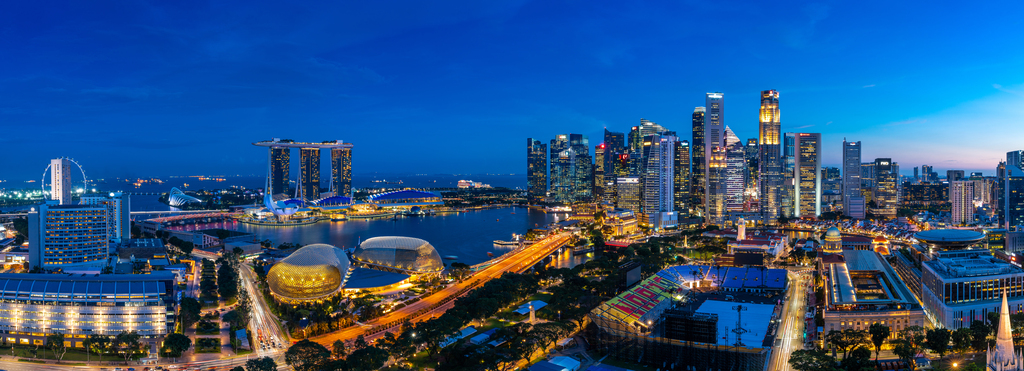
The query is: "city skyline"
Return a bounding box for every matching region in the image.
[3,1,1024,181]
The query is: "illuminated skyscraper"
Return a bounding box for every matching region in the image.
[270,147,291,196]
[50,158,73,205]
[639,118,667,139]
[627,126,642,153]
[549,134,591,203]
[704,93,725,171]
[691,107,707,215]
[789,133,822,218]
[843,140,864,219]
[947,170,965,183]
[674,140,691,216]
[603,129,625,190]
[706,146,727,226]
[80,192,130,242]
[299,148,321,200]
[642,134,676,227]
[873,158,899,218]
[527,138,548,202]
[616,177,642,214]
[28,201,108,269]
[331,147,352,197]
[921,165,935,183]
[951,181,975,225]
[594,143,606,202]
[723,127,745,212]
[758,90,782,224]
[744,138,759,204]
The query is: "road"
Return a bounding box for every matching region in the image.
[311,233,572,346]
[239,262,288,356]
[769,270,810,371]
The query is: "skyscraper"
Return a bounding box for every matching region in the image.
[861,162,876,189]
[270,146,291,196]
[744,138,759,206]
[787,133,822,218]
[28,201,108,269]
[527,138,548,202]
[874,158,899,218]
[947,170,965,183]
[674,140,691,216]
[639,118,668,139]
[951,181,975,225]
[549,134,591,203]
[643,134,676,227]
[921,165,935,182]
[723,127,746,212]
[594,143,606,202]
[706,146,728,226]
[627,126,642,153]
[704,93,725,171]
[50,158,73,205]
[758,90,782,225]
[616,177,642,214]
[842,140,865,219]
[781,134,796,217]
[603,129,625,191]
[1009,150,1024,174]
[80,192,130,242]
[691,107,707,216]
[330,147,352,197]
[299,148,320,200]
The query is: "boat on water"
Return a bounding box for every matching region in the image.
[544,206,572,213]
[487,252,495,257]
[330,215,346,222]
[494,233,534,246]
[443,255,459,260]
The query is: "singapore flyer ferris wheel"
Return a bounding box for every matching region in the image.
[41,157,90,197]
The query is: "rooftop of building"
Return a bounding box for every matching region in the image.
[914,229,985,244]
[695,299,775,348]
[253,139,353,149]
[826,250,918,308]
[367,189,441,201]
[924,249,1024,279]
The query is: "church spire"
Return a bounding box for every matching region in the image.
[991,288,1020,370]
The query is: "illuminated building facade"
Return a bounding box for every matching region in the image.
[527,138,548,202]
[299,148,320,200]
[723,127,745,212]
[691,107,707,215]
[674,140,690,216]
[642,134,676,227]
[330,147,352,197]
[28,201,109,270]
[603,130,625,200]
[873,158,900,218]
[706,146,727,226]
[80,192,130,242]
[50,158,73,205]
[549,134,592,203]
[594,144,606,202]
[787,133,821,218]
[759,90,782,225]
[843,140,864,219]
[0,272,175,346]
[615,177,642,215]
[951,181,975,225]
[270,146,290,196]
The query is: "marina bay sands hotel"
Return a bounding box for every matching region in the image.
[254,139,353,200]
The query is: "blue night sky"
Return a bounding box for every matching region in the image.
[3,1,1024,181]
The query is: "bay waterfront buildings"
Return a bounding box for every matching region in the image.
[254,138,354,200]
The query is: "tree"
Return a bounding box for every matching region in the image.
[332,339,346,359]
[902,325,926,359]
[951,327,972,357]
[789,349,839,371]
[868,323,890,362]
[825,329,867,361]
[46,333,68,362]
[230,367,244,371]
[245,356,277,371]
[113,331,143,362]
[841,346,875,371]
[223,310,242,330]
[180,297,202,329]
[88,334,110,358]
[925,328,951,359]
[163,333,191,358]
[284,339,331,371]
[346,346,389,371]
[971,320,991,352]
[892,339,916,370]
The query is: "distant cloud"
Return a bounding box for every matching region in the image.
[862,84,875,88]
[794,124,814,129]
[825,121,833,125]
[994,83,1024,97]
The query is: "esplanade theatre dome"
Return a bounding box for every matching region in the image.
[267,244,350,303]
[352,237,444,274]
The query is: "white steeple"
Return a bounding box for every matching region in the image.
[989,289,1024,371]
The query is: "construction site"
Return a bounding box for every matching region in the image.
[586,265,786,371]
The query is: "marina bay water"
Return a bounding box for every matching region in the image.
[167,207,590,270]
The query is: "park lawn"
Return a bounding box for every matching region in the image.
[5,345,128,362]
[195,338,222,353]
[196,321,221,335]
[405,349,439,370]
